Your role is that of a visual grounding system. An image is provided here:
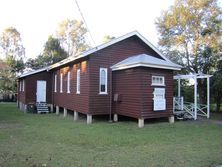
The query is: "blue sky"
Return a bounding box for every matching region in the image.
[0,0,174,59]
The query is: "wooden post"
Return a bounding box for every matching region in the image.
[168,116,175,123]
[138,118,144,128]
[113,114,118,122]
[178,78,181,97]
[207,77,210,118]
[194,76,197,120]
[87,114,92,124]
[74,111,78,121]
[50,104,53,112]
[56,106,59,115]
[64,108,67,117]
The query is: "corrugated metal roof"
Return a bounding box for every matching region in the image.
[19,67,48,78]
[111,54,182,71]
[18,31,181,78]
[47,30,176,70]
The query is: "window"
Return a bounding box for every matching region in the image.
[67,72,70,93]
[60,73,63,93]
[153,88,166,111]
[54,75,57,92]
[19,80,22,92]
[99,68,108,94]
[76,69,80,94]
[22,80,25,92]
[152,76,165,86]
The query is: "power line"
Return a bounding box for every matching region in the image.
[74,0,96,47]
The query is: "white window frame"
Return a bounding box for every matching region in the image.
[54,74,57,92]
[76,69,80,94]
[99,68,108,94]
[22,80,25,92]
[153,88,166,111]
[60,73,63,93]
[152,76,165,86]
[67,71,70,93]
[19,80,22,92]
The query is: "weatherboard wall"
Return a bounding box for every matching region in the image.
[112,67,173,119]
[52,58,90,114]
[88,35,164,115]
[17,71,52,105]
[18,34,175,120]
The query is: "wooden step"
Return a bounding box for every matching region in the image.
[36,102,49,114]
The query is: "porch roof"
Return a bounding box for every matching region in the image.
[111,54,182,71]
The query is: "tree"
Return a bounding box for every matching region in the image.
[26,36,68,70]
[0,27,25,94]
[56,19,89,56]
[156,0,222,74]
[156,0,222,103]
[0,27,25,73]
[0,59,16,94]
[102,35,115,43]
[211,59,222,112]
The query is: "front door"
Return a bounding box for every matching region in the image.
[36,80,46,102]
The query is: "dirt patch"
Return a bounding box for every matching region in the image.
[197,117,222,125]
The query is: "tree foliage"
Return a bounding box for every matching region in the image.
[26,36,68,70]
[0,27,25,73]
[156,0,222,74]
[56,19,89,56]
[211,59,222,112]
[102,35,115,43]
[156,0,222,104]
[0,27,25,93]
[0,59,16,93]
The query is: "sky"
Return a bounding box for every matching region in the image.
[0,0,174,59]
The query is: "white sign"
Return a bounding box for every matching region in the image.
[153,88,166,111]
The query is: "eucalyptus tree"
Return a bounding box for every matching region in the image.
[56,19,89,56]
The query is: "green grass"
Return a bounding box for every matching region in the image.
[0,103,222,167]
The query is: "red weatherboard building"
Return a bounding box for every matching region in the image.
[17,31,181,127]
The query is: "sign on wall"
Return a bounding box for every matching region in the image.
[153,88,166,111]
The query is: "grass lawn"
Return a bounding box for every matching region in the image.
[0,103,222,167]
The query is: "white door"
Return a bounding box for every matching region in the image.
[36,80,46,102]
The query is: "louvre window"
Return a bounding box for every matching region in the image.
[67,72,70,93]
[22,80,25,91]
[54,75,57,92]
[60,73,63,93]
[99,68,107,94]
[76,69,80,94]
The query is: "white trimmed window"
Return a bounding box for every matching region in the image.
[67,71,70,93]
[76,69,80,94]
[54,75,57,92]
[99,68,108,94]
[60,73,63,93]
[152,76,165,86]
[22,80,25,91]
[19,80,22,91]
